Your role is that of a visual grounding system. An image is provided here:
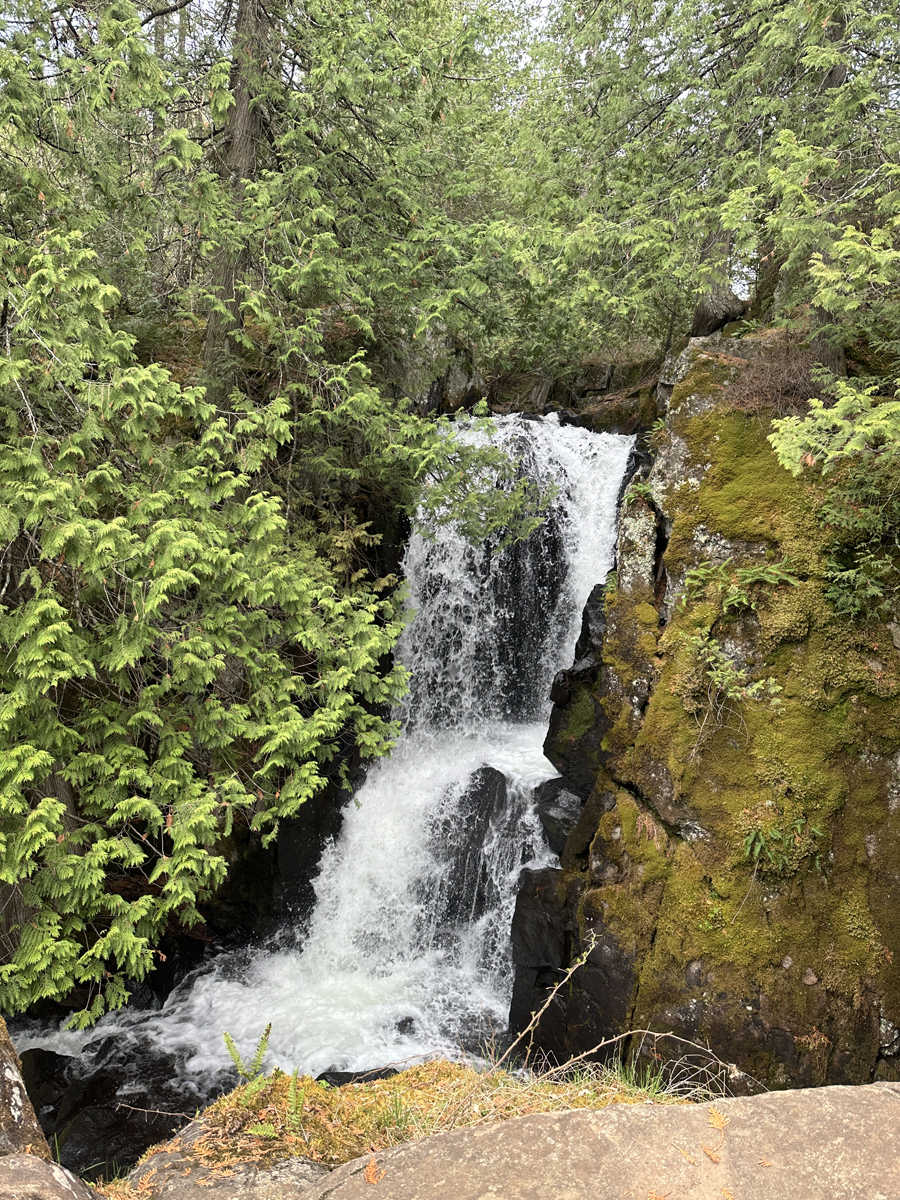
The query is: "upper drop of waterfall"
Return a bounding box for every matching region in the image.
[13,415,634,1094]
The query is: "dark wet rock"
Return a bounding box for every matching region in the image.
[0,1153,96,1200]
[510,867,567,975]
[316,1068,399,1087]
[554,406,589,428]
[574,582,609,662]
[508,867,572,1058]
[565,920,638,1049]
[543,692,607,802]
[277,785,345,919]
[534,780,583,857]
[559,787,618,871]
[18,1049,73,1138]
[548,670,570,706]
[429,766,507,927]
[52,1046,190,1181]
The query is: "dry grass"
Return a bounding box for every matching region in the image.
[94,1053,701,1196]
[201,1057,692,1166]
[723,332,823,416]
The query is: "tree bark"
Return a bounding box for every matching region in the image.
[203,0,269,402]
[810,8,848,377]
[689,232,747,337]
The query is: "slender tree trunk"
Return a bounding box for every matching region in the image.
[0,884,32,968]
[203,0,269,402]
[810,9,848,377]
[689,231,746,337]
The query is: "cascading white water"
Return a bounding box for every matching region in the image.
[14,415,633,1091]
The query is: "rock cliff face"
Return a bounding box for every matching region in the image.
[512,333,900,1089]
[0,1015,49,1159]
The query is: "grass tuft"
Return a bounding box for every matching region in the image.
[95,1051,706,1196]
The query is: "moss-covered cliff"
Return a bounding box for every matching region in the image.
[514,333,900,1089]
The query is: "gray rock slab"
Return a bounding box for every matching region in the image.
[0,1153,97,1199]
[304,1082,900,1200]
[129,1121,328,1199]
[1,1016,51,1158]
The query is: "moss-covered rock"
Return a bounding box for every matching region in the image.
[523,334,900,1088]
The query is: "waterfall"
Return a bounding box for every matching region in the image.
[14,415,633,1093]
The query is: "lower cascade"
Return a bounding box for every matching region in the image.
[16,415,633,1101]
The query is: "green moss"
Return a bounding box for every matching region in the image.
[598,592,660,762]
[562,340,900,1084]
[668,353,736,411]
[558,686,595,744]
[581,879,665,960]
[615,794,670,884]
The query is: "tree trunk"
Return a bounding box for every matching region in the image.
[203,0,269,402]
[689,232,747,337]
[810,9,848,377]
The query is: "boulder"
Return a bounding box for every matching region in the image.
[129,1121,327,1198]
[533,780,583,858]
[690,284,748,336]
[0,1017,51,1159]
[429,766,507,926]
[0,1154,96,1200]
[301,1082,900,1200]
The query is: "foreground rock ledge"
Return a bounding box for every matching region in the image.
[304,1082,900,1200]
[0,1153,96,1200]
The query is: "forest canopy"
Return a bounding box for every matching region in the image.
[2,0,900,1019]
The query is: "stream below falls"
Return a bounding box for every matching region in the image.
[13,414,634,1142]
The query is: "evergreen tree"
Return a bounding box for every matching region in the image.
[0,0,542,1020]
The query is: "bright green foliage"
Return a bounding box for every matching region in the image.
[741,816,824,877]
[224,1024,271,1082]
[526,0,900,362]
[0,0,546,1020]
[770,382,900,615]
[0,228,414,1021]
[670,556,793,757]
[682,559,801,615]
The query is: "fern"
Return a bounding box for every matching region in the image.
[770,380,900,617]
[223,1024,272,1082]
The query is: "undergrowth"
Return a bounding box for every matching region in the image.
[95,1052,698,1196]
[722,332,821,416]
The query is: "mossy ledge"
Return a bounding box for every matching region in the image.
[515,333,900,1090]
